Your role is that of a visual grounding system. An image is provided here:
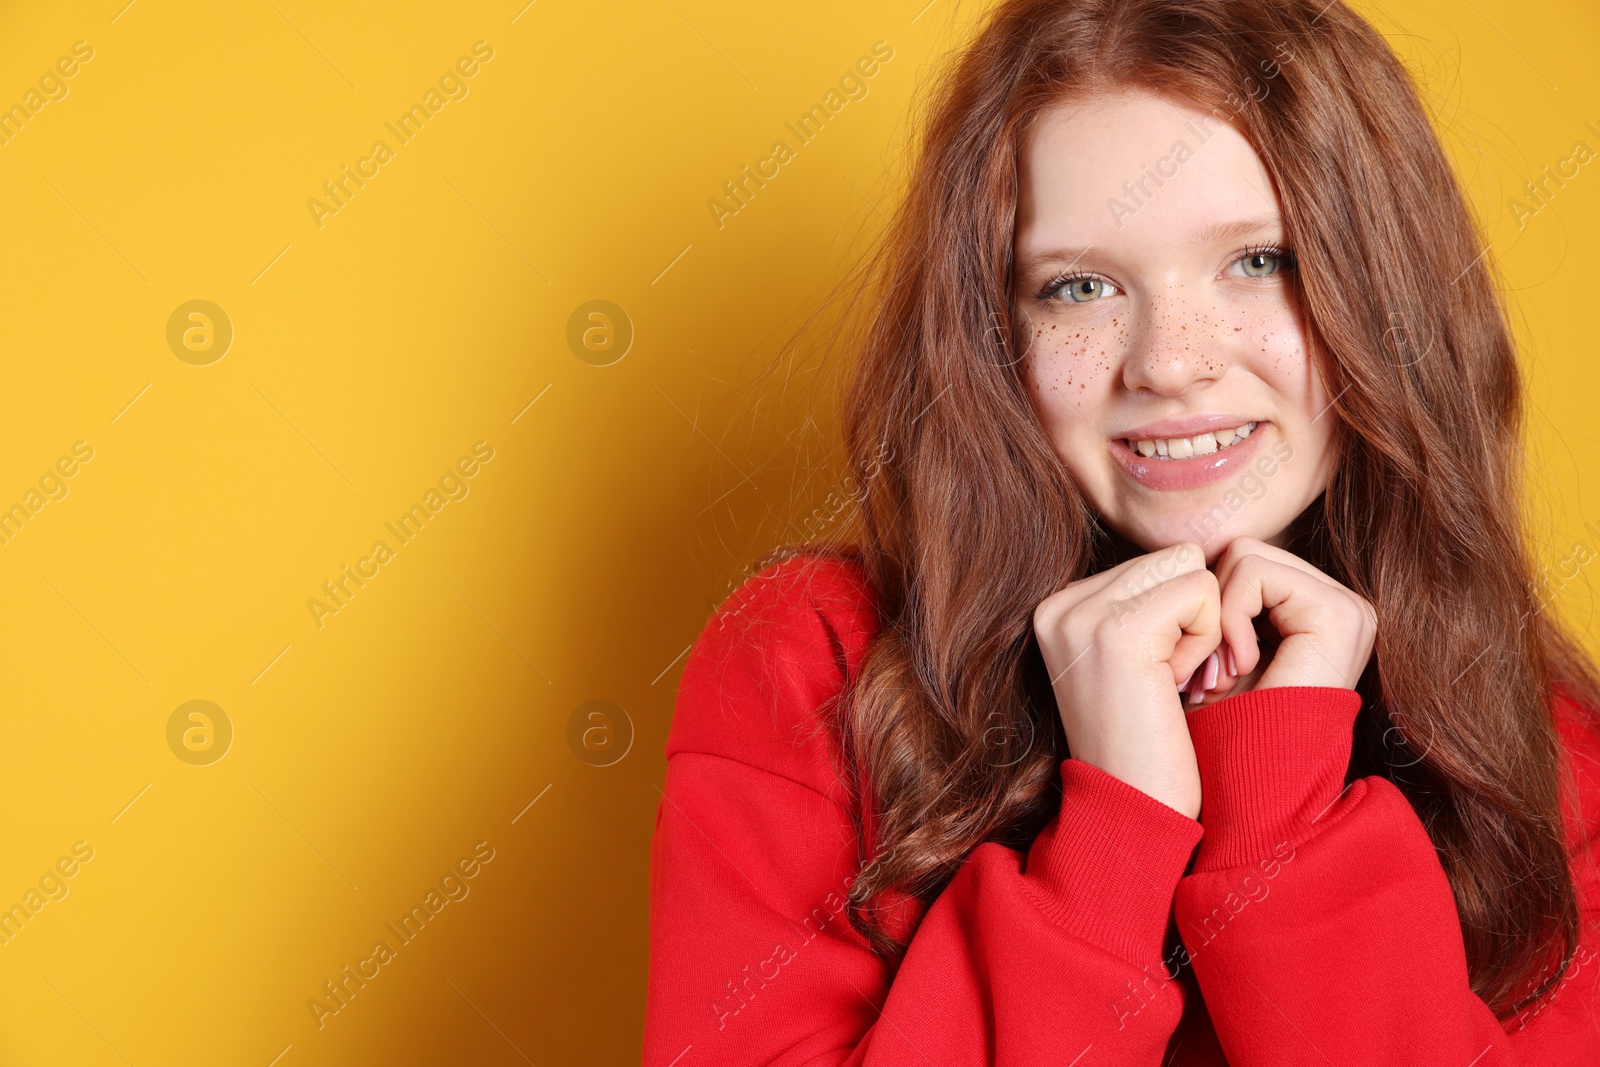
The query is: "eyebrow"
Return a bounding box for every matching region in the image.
[1015,215,1286,276]
[1191,215,1285,247]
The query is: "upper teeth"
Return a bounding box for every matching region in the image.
[1129,422,1256,459]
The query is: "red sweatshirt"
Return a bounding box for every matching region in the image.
[645,553,1600,1065]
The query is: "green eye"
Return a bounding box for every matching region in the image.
[1048,275,1117,302]
[1238,248,1293,277]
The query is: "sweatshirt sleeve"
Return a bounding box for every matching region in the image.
[1173,685,1600,1065]
[643,555,1206,1066]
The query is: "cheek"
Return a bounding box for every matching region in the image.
[1236,313,1338,484]
[1024,317,1121,412]
[1231,292,1317,405]
[1246,327,1308,387]
[1248,321,1326,430]
[1021,316,1127,497]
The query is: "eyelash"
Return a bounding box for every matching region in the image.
[1241,244,1296,273]
[1034,244,1297,302]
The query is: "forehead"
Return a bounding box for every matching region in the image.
[1014,89,1283,253]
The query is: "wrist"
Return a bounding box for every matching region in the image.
[1183,685,1363,872]
[1023,758,1204,966]
[1065,716,1202,820]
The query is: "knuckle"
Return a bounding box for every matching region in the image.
[1179,566,1220,597]
[1225,558,1261,592]
[1056,601,1099,643]
[1351,595,1378,634]
[1033,589,1072,629]
[1090,611,1125,642]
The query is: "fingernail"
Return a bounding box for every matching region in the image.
[1226,646,1237,677]
[1202,651,1219,691]
[1189,680,1205,705]
[1179,665,1196,689]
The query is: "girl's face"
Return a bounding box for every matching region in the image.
[1012,89,1337,563]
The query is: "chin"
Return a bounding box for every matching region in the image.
[1116,509,1288,564]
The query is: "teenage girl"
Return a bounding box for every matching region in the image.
[646,1,1600,1062]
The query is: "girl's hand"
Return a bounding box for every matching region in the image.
[1211,537,1377,692]
[1032,541,1220,819]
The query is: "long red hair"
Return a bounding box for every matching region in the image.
[723,0,1600,1017]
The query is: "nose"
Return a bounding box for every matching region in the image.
[1119,286,1225,397]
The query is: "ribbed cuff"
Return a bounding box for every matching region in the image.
[1023,758,1203,967]
[1185,686,1363,873]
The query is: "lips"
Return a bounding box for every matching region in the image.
[1110,419,1269,491]
[1115,412,1260,441]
